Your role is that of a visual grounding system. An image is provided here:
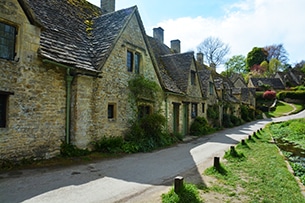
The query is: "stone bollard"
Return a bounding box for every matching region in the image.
[174,176,184,193]
[214,157,220,171]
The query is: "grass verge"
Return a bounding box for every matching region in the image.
[201,128,305,202]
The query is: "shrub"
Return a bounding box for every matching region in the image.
[124,113,176,152]
[207,104,219,120]
[60,142,90,157]
[263,90,276,100]
[190,117,212,136]
[223,114,233,128]
[93,136,124,153]
[277,90,305,101]
[222,114,241,128]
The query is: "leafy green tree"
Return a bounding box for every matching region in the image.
[225,55,246,76]
[269,58,282,74]
[246,47,268,71]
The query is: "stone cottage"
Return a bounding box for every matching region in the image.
[147,28,207,136]
[0,0,163,161]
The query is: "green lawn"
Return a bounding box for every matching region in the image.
[162,126,305,202]
[267,101,302,117]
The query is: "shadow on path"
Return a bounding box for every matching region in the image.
[1,110,304,203]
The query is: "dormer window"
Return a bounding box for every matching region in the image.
[127,50,141,74]
[0,22,16,60]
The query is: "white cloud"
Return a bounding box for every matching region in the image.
[153,0,305,69]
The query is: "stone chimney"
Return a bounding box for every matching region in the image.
[153,27,164,44]
[101,0,115,14]
[171,39,181,53]
[197,52,204,64]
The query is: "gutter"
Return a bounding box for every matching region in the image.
[42,59,74,144]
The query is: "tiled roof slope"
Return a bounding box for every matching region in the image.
[161,52,194,94]
[22,0,135,71]
[147,36,183,94]
[91,7,136,69]
[197,64,211,98]
[212,71,239,103]
[250,78,285,89]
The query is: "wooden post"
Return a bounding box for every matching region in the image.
[248,135,252,140]
[214,157,220,171]
[174,176,184,193]
[241,139,246,145]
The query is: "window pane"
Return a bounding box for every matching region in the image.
[108,104,114,119]
[0,22,16,60]
[0,95,7,127]
[191,71,196,85]
[191,103,197,118]
[134,53,140,74]
[127,51,133,72]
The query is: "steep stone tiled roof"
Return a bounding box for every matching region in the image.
[21,0,135,71]
[147,36,183,94]
[212,71,239,103]
[160,52,194,94]
[197,64,211,98]
[91,7,136,69]
[249,78,285,89]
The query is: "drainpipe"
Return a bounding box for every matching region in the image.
[42,59,74,145]
[165,93,168,131]
[65,68,73,144]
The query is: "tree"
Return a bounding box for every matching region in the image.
[246,47,268,71]
[225,55,246,75]
[197,36,230,67]
[268,58,282,75]
[264,44,288,65]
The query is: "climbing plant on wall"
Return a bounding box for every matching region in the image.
[128,75,161,102]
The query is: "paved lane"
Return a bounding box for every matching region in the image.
[1,110,304,203]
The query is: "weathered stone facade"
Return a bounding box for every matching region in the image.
[0,0,66,160]
[71,13,162,149]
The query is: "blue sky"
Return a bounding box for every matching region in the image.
[88,0,305,71]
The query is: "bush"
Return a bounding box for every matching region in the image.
[263,90,276,100]
[222,114,241,128]
[277,90,305,101]
[93,136,124,153]
[190,117,212,136]
[207,104,219,120]
[223,114,233,128]
[124,113,177,152]
[60,142,90,157]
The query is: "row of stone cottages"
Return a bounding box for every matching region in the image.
[0,0,255,161]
